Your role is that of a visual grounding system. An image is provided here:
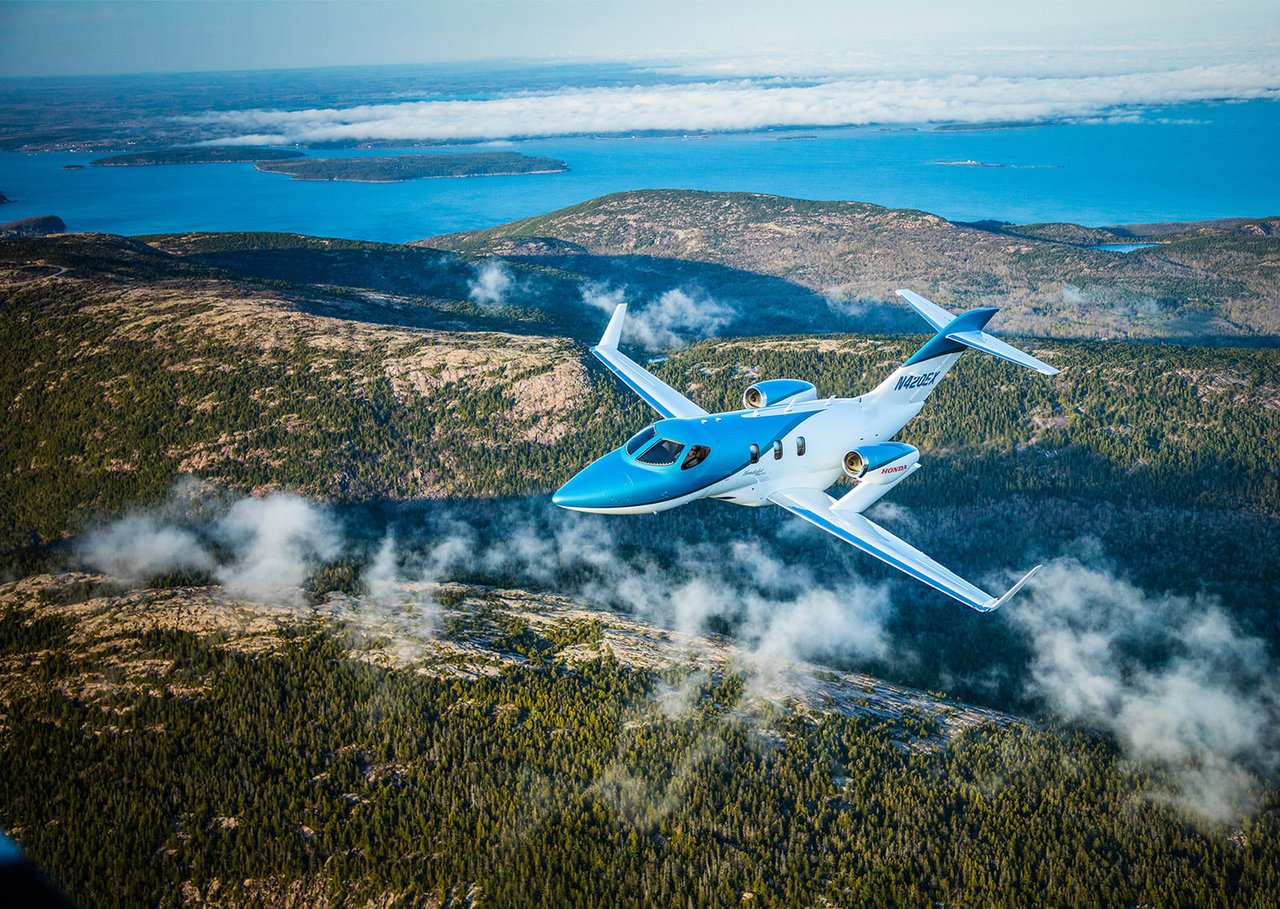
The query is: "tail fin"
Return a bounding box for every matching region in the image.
[865,289,1058,407]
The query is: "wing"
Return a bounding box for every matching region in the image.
[591,304,708,419]
[768,487,1039,612]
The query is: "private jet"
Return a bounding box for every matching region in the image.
[553,290,1058,612]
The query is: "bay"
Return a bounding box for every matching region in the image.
[0,99,1275,243]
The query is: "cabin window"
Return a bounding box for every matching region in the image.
[625,425,657,455]
[749,443,760,464]
[638,438,685,467]
[796,436,806,456]
[681,445,711,470]
[773,440,784,460]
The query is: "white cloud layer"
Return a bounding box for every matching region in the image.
[185,62,1280,144]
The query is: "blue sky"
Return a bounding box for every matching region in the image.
[1,0,1276,78]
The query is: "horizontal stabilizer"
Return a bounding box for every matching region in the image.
[895,289,954,330]
[946,329,1059,376]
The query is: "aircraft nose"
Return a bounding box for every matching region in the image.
[553,455,632,510]
[551,475,588,509]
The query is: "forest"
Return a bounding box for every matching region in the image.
[2,227,1278,906]
[2,609,1277,908]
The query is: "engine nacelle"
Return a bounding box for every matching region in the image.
[842,442,919,484]
[834,442,921,514]
[742,379,817,409]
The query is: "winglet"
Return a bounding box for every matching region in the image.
[978,564,1042,612]
[599,303,627,350]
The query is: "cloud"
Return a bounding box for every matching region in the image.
[78,488,342,607]
[582,284,733,349]
[182,61,1280,144]
[1012,558,1279,823]
[214,494,343,604]
[468,260,512,310]
[77,514,214,584]
[78,487,1277,825]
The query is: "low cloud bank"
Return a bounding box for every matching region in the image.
[1016,558,1279,823]
[77,486,1276,823]
[183,62,1280,145]
[76,485,891,674]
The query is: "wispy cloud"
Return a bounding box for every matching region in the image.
[468,260,513,309]
[79,489,341,607]
[75,485,1277,823]
[1014,557,1279,823]
[582,284,733,349]
[76,514,214,584]
[185,61,1280,144]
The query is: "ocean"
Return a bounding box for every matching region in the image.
[1,98,1276,243]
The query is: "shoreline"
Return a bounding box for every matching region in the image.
[255,165,569,183]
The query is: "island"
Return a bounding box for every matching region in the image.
[90,147,304,166]
[253,151,569,182]
[931,159,1009,167]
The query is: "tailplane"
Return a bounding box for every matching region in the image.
[865,289,1058,407]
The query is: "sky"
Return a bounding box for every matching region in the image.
[1,0,1277,79]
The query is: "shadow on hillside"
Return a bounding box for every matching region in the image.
[180,245,924,342]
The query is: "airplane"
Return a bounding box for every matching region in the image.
[552,289,1059,612]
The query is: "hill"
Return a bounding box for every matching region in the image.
[423,190,1280,341]
[0,215,65,237]
[0,232,619,549]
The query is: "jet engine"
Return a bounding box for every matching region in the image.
[742,379,817,409]
[842,442,919,483]
[836,442,920,513]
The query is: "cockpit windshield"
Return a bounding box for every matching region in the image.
[625,425,657,455]
[637,438,685,466]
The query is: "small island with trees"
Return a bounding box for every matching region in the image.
[254,151,569,182]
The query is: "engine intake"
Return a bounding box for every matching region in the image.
[842,442,919,483]
[742,379,817,409]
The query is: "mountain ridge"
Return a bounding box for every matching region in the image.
[421,189,1280,340]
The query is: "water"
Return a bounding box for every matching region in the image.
[1,100,1276,243]
[1091,243,1159,252]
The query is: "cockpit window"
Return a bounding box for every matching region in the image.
[681,445,710,470]
[637,438,685,466]
[625,425,657,455]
